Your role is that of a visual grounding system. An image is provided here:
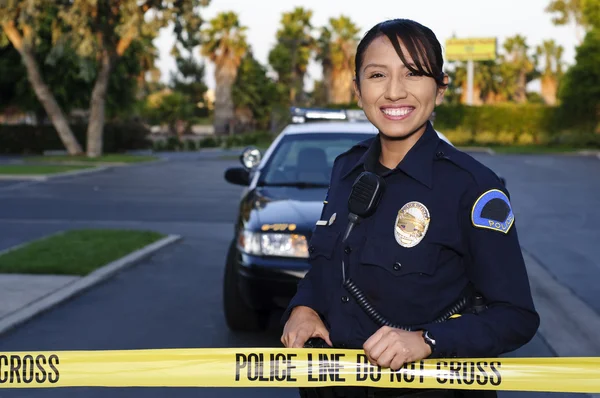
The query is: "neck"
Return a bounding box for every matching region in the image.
[378,123,427,169]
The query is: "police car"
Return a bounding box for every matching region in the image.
[222,108,452,331]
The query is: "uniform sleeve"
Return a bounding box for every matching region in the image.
[422,182,540,358]
[280,256,325,325]
[280,158,341,326]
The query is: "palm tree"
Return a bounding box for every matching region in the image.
[316,16,360,104]
[452,61,503,105]
[536,40,564,105]
[502,35,536,103]
[201,11,248,134]
[268,7,314,105]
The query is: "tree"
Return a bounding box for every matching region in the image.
[1,0,210,157]
[536,40,564,105]
[144,90,195,136]
[545,0,596,42]
[1,0,83,154]
[501,35,537,103]
[56,0,210,157]
[558,28,600,132]
[268,7,315,105]
[316,16,360,104]
[201,11,248,135]
[170,49,209,118]
[231,50,279,130]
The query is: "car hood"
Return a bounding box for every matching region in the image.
[247,186,327,237]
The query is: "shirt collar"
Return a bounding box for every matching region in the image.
[342,121,440,189]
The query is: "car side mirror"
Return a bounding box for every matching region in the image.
[240,146,262,170]
[225,167,250,186]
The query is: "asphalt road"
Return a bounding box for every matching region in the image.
[0,150,598,398]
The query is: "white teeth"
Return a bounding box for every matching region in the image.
[382,108,413,116]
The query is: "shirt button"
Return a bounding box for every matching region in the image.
[341,296,349,303]
[393,262,402,271]
[436,151,445,158]
[344,246,352,254]
[309,246,315,253]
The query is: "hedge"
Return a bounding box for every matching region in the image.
[434,104,600,148]
[0,121,152,154]
[332,103,599,148]
[151,131,273,152]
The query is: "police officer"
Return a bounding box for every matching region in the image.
[280,18,540,398]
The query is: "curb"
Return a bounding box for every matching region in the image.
[0,175,48,181]
[457,146,496,155]
[0,166,110,181]
[0,234,182,336]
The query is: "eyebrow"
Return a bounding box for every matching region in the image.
[363,62,418,72]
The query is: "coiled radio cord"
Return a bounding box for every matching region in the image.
[342,260,471,331]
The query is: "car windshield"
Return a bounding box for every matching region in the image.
[259,132,375,186]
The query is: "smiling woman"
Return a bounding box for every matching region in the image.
[282,18,539,398]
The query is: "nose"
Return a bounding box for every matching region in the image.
[384,76,408,101]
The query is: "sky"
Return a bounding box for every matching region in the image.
[152,0,581,92]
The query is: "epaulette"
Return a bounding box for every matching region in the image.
[435,141,504,190]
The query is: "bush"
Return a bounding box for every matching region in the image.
[0,121,152,154]
[198,136,220,148]
[434,104,599,148]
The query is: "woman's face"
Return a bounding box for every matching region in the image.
[354,35,447,139]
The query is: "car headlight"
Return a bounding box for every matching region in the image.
[238,231,309,258]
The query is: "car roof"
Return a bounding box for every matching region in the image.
[280,121,452,145]
[281,122,379,135]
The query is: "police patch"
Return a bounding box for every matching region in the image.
[471,189,514,234]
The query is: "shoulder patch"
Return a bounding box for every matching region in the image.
[471,189,514,234]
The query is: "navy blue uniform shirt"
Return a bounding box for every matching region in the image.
[284,121,540,358]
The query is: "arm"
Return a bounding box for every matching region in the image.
[422,183,540,358]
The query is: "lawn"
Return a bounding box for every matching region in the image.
[26,154,159,164]
[0,229,166,275]
[0,164,96,175]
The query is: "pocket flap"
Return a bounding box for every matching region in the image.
[308,228,339,260]
[360,236,438,276]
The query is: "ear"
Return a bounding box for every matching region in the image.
[435,74,449,106]
[353,78,362,108]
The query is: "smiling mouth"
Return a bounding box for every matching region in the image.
[381,107,415,120]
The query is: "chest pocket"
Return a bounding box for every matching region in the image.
[308,228,340,261]
[359,235,439,277]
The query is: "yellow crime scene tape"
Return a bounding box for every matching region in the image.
[0,348,599,393]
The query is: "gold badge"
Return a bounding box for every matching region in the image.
[394,202,430,248]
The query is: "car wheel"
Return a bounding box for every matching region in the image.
[223,240,270,331]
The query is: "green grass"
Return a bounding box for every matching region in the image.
[26,154,159,164]
[0,229,166,275]
[0,164,96,175]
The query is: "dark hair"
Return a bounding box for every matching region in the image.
[354,19,447,89]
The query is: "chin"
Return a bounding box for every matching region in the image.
[378,130,411,140]
[377,123,426,141]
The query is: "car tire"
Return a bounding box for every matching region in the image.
[223,241,270,332]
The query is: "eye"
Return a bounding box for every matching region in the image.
[407,70,425,78]
[368,72,384,79]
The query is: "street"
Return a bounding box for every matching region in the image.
[0,150,598,397]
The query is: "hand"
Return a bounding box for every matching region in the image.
[363,326,431,370]
[281,306,332,348]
